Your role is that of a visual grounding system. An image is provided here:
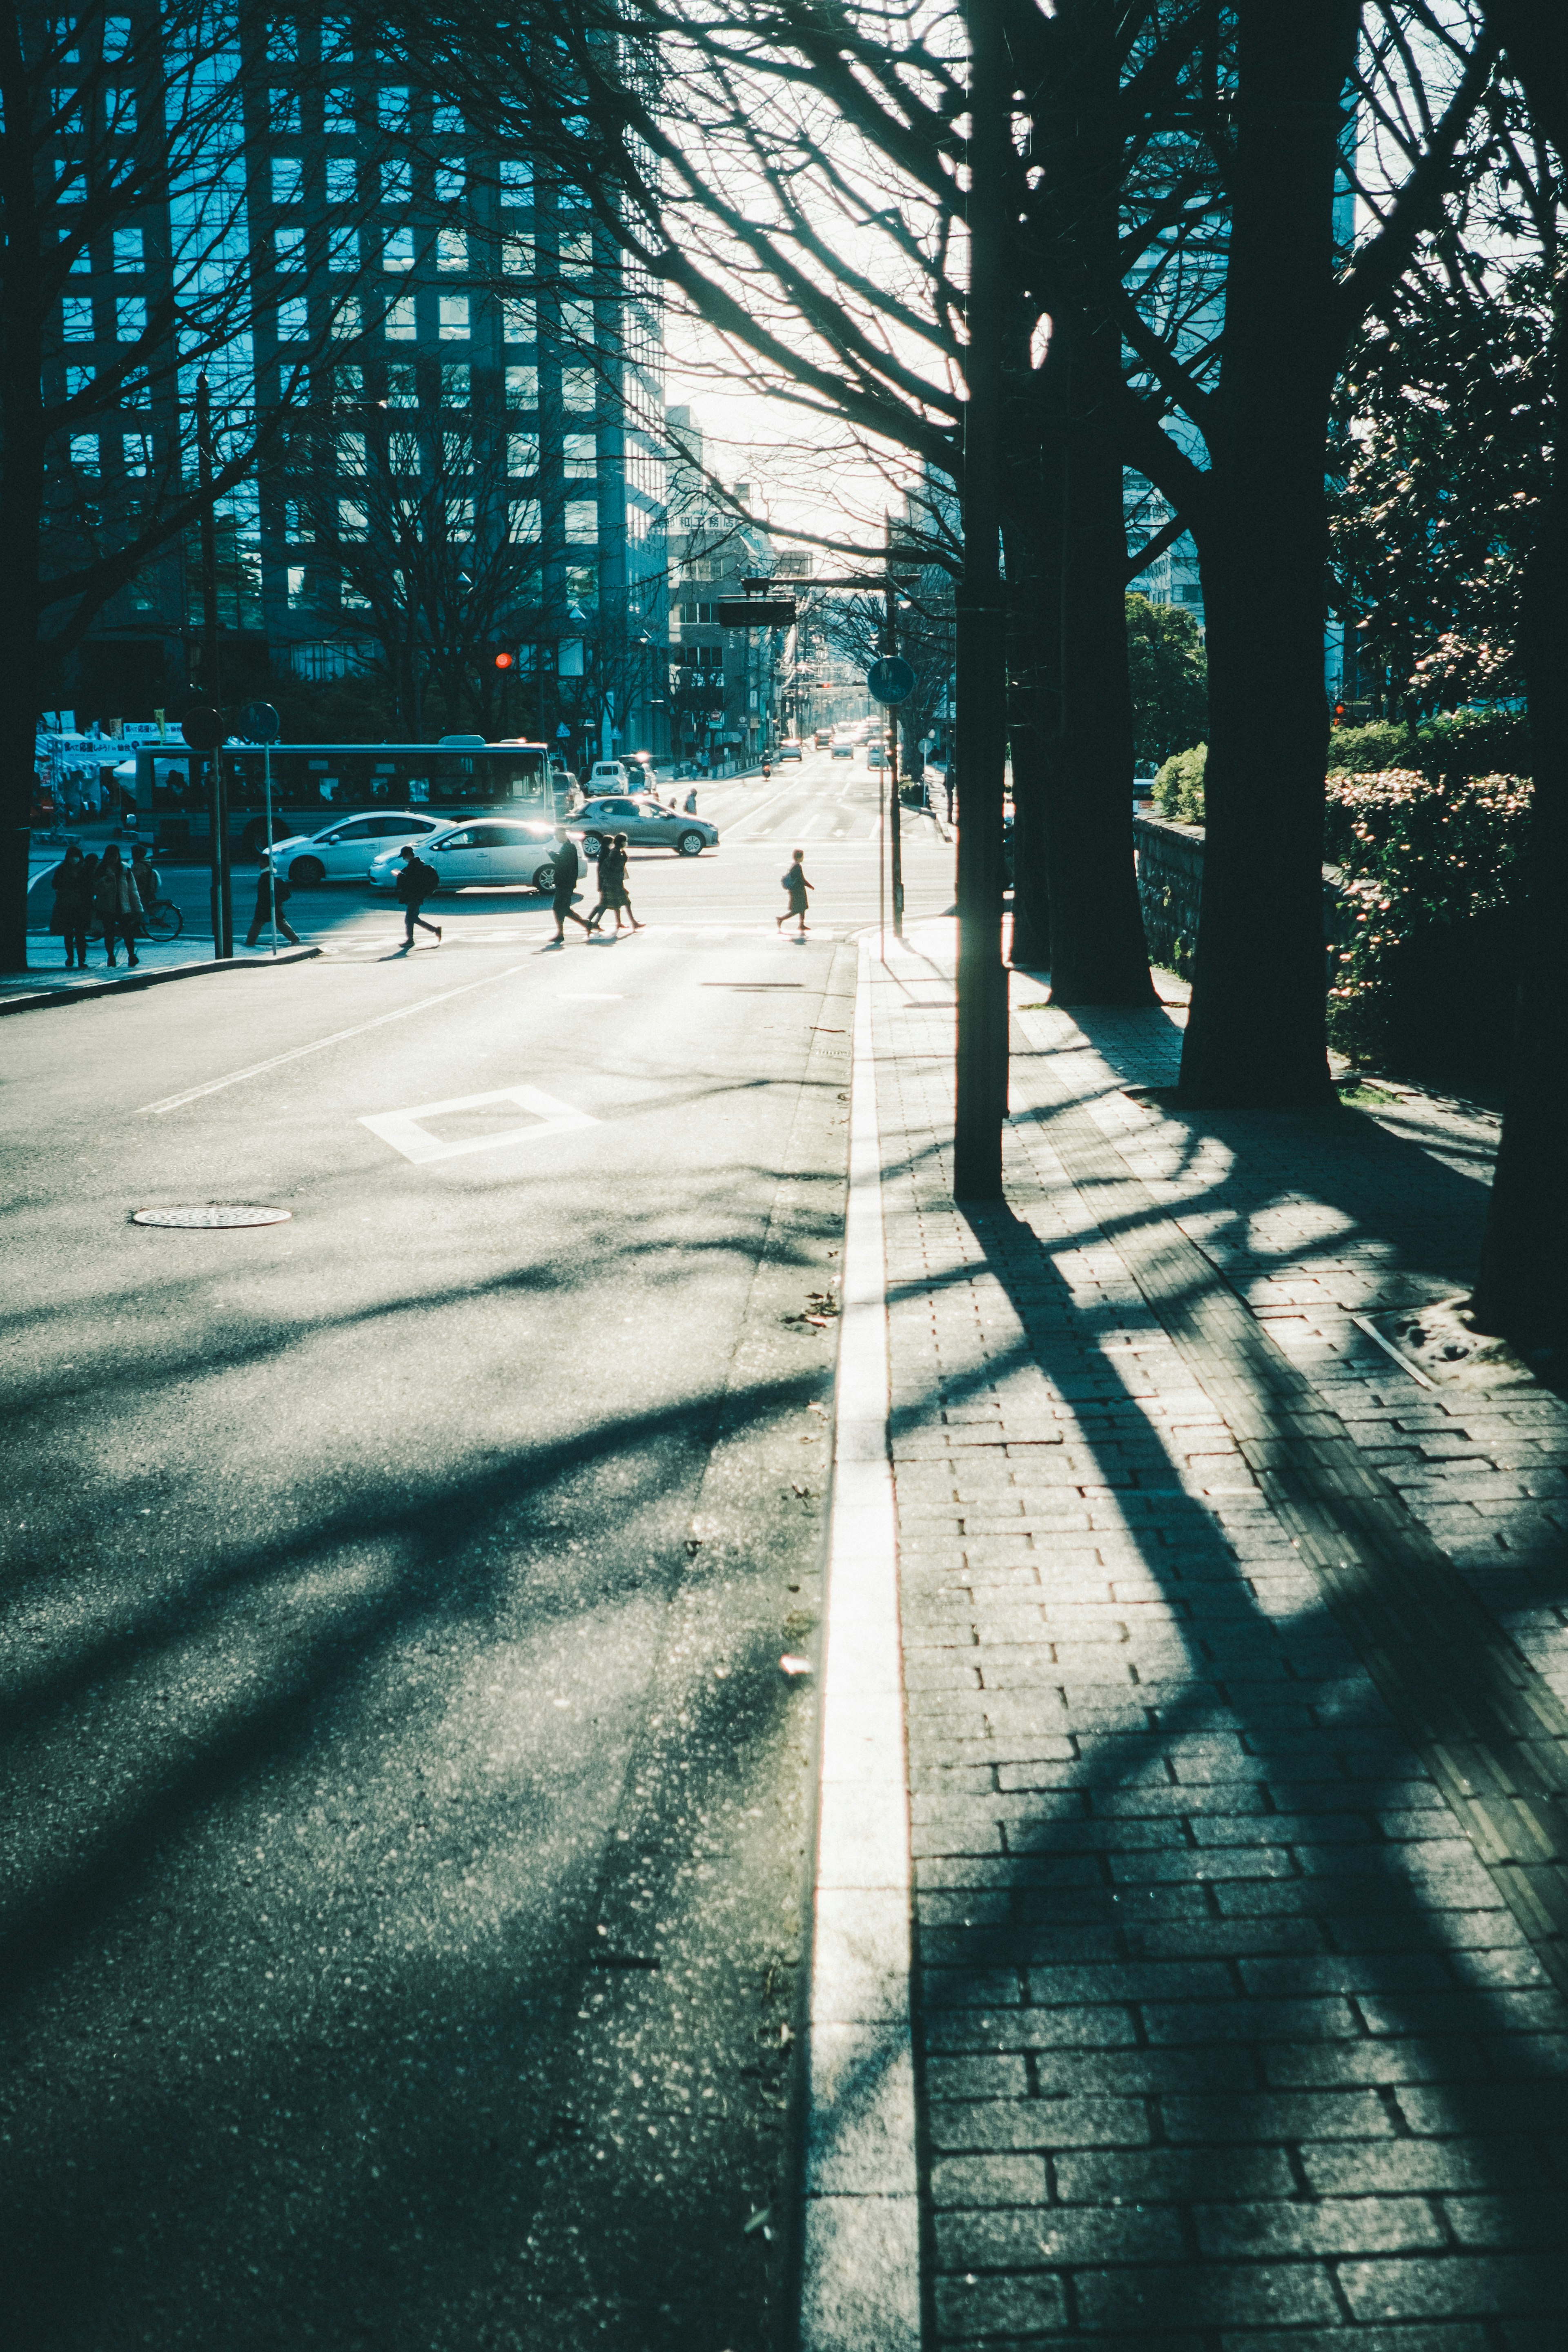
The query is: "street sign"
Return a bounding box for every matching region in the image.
[717,598,796,629]
[866,656,915,705]
[236,701,280,743]
[180,705,225,751]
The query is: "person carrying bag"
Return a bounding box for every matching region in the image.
[92,844,144,967]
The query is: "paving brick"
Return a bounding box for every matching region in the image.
[1024,1961,1235,2005]
[1441,2194,1568,2248]
[1138,1995,1362,2044]
[927,2096,1153,2151]
[1076,2259,1342,2330]
[925,2005,1141,2054]
[874,966,1568,2352]
[1161,2089,1395,2142]
[935,2202,1185,2267]
[1194,2195,1446,2256]
[1054,2145,1298,2203]
[1302,2140,1550,2197]
[1262,2038,1488,2088]
[925,2055,1030,2100]
[1340,2252,1568,2322]
[929,2154,1048,2207]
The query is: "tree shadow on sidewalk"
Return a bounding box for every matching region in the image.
[887,1147,1568,2340]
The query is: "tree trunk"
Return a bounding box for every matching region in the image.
[1022,7,1155,1007]
[1470,267,1568,1345]
[1002,502,1051,971]
[1050,330,1157,1004]
[1176,0,1359,1105]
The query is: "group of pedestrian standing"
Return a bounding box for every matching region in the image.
[49,842,160,969]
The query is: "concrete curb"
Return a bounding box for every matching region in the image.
[798,936,920,2351]
[0,944,321,1016]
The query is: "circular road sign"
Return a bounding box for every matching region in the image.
[179,705,225,751]
[866,656,915,705]
[237,700,281,743]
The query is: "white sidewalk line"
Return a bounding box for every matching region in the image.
[799,936,920,2352]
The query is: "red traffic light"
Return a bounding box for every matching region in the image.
[494,651,514,669]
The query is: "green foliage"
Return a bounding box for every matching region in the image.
[1327,707,1532,781]
[1325,768,1532,1074]
[1151,741,1207,823]
[1324,720,1417,775]
[1416,704,1532,781]
[1330,256,1552,713]
[1126,593,1208,766]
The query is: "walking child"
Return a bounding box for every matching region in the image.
[777,849,812,934]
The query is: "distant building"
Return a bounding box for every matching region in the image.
[49,12,666,751]
[664,408,782,767]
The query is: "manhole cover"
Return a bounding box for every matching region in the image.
[131,1205,292,1229]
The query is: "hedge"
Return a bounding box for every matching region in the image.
[1143,755,1533,1079]
[1152,704,1532,823]
[1325,768,1531,1077]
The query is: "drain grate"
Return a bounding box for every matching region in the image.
[131,1205,292,1229]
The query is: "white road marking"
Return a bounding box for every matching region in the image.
[135,963,532,1115]
[359,1084,598,1166]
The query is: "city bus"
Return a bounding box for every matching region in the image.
[137,738,560,862]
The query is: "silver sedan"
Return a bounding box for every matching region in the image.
[573,796,719,857]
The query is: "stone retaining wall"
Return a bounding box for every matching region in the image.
[1132,811,1354,980]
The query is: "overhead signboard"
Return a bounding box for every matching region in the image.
[717,598,796,629]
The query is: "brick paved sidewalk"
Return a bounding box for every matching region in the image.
[870,926,1568,2350]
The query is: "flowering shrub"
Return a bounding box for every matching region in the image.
[1325,768,1532,1069]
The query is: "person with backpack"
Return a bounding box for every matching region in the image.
[546,831,590,944]
[777,849,813,935]
[394,844,442,948]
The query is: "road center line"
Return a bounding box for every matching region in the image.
[134,963,532,1115]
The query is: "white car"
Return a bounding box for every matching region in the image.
[588,760,633,792]
[271,810,468,885]
[367,818,566,893]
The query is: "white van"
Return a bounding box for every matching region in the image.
[588,760,631,791]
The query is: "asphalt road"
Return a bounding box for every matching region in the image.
[1,759,950,2348]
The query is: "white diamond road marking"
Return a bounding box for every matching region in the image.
[359,1085,598,1167]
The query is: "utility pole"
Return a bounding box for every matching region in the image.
[195,373,232,960]
[952,0,1009,1198]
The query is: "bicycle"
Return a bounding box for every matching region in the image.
[142,898,184,942]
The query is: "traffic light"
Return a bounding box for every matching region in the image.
[494,650,515,670]
[1332,700,1346,726]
